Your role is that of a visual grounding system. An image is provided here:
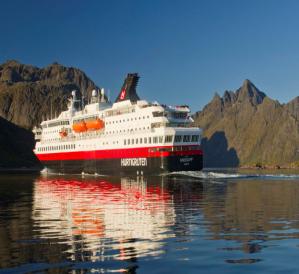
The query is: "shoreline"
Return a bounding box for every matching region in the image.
[0,167,42,175]
[239,165,299,170]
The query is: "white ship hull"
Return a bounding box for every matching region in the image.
[33,73,203,175]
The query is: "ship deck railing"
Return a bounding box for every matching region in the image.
[39,128,157,144]
[105,107,135,117]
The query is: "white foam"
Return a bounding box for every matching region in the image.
[167,171,299,180]
[168,171,249,179]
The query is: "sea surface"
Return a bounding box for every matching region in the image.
[1,170,299,273]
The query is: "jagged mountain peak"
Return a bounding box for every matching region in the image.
[207,80,266,108]
[223,90,236,102]
[211,92,221,101]
[194,79,299,168]
[2,59,22,67]
[242,78,253,86]
[236,79,266,105]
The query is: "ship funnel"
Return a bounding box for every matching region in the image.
[115,73,140,103]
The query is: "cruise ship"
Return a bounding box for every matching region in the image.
[33,73,203,175]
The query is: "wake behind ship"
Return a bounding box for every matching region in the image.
[33,74,203,175]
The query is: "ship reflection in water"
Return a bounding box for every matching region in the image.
[32,176,176,262]
[1,174,299,273]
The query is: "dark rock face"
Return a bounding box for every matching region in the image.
[194,80,299,167]
[0,60,99,169]
[0,60,99,129]
[201,131,239,167]
[0,117,41,168]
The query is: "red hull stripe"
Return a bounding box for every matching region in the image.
[36,145,203,161]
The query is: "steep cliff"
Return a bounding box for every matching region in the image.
[0,60,99,169]
[0,60,99,129]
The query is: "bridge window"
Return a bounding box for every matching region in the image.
[191,135,199,142]
[183,135,191,142]
[172,112,187,119]
[152,111,165,117]
[174,135,182,142]
[165,135,173,143]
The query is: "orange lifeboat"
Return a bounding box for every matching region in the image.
[86,118,105,131]
[59,128,68,138]
[72,121,87,133]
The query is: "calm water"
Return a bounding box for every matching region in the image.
[1,171,299,273]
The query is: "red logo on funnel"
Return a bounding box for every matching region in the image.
[120,89,126,100]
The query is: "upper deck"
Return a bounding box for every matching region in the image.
[33,73,202,154]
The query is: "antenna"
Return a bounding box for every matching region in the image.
[50,99,53,120]
[81,89,85,110]
[91,89,98,104]
[101,88,105,102]
[71,90,77,98]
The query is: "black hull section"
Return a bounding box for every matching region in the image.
[41,155,203,175]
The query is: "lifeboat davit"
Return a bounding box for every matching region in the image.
[59,129,68,138]
[72,121,87,133]
[86,119,105,131]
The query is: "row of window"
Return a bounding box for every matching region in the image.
[43,125,151,137]
[124,135,173,146]
[43,120,69,128]
[152,111,166,117]
[106,126,150,134]
[171,112,188,119]
[174,135,199,142]
[105,108,135,117]
[106,115,150,125]
[149,145,200,153]
[151,122,166,128]
[44,129,65,134]
[40,134,199,144]
[37,144,75,152]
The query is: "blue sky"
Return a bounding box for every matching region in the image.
[1,0,299,111]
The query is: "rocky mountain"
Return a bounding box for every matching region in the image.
[0,60,99,169]
[194,80,299,168]
[0,60,99,129]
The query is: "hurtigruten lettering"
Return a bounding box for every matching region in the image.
[121,158,147,167]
